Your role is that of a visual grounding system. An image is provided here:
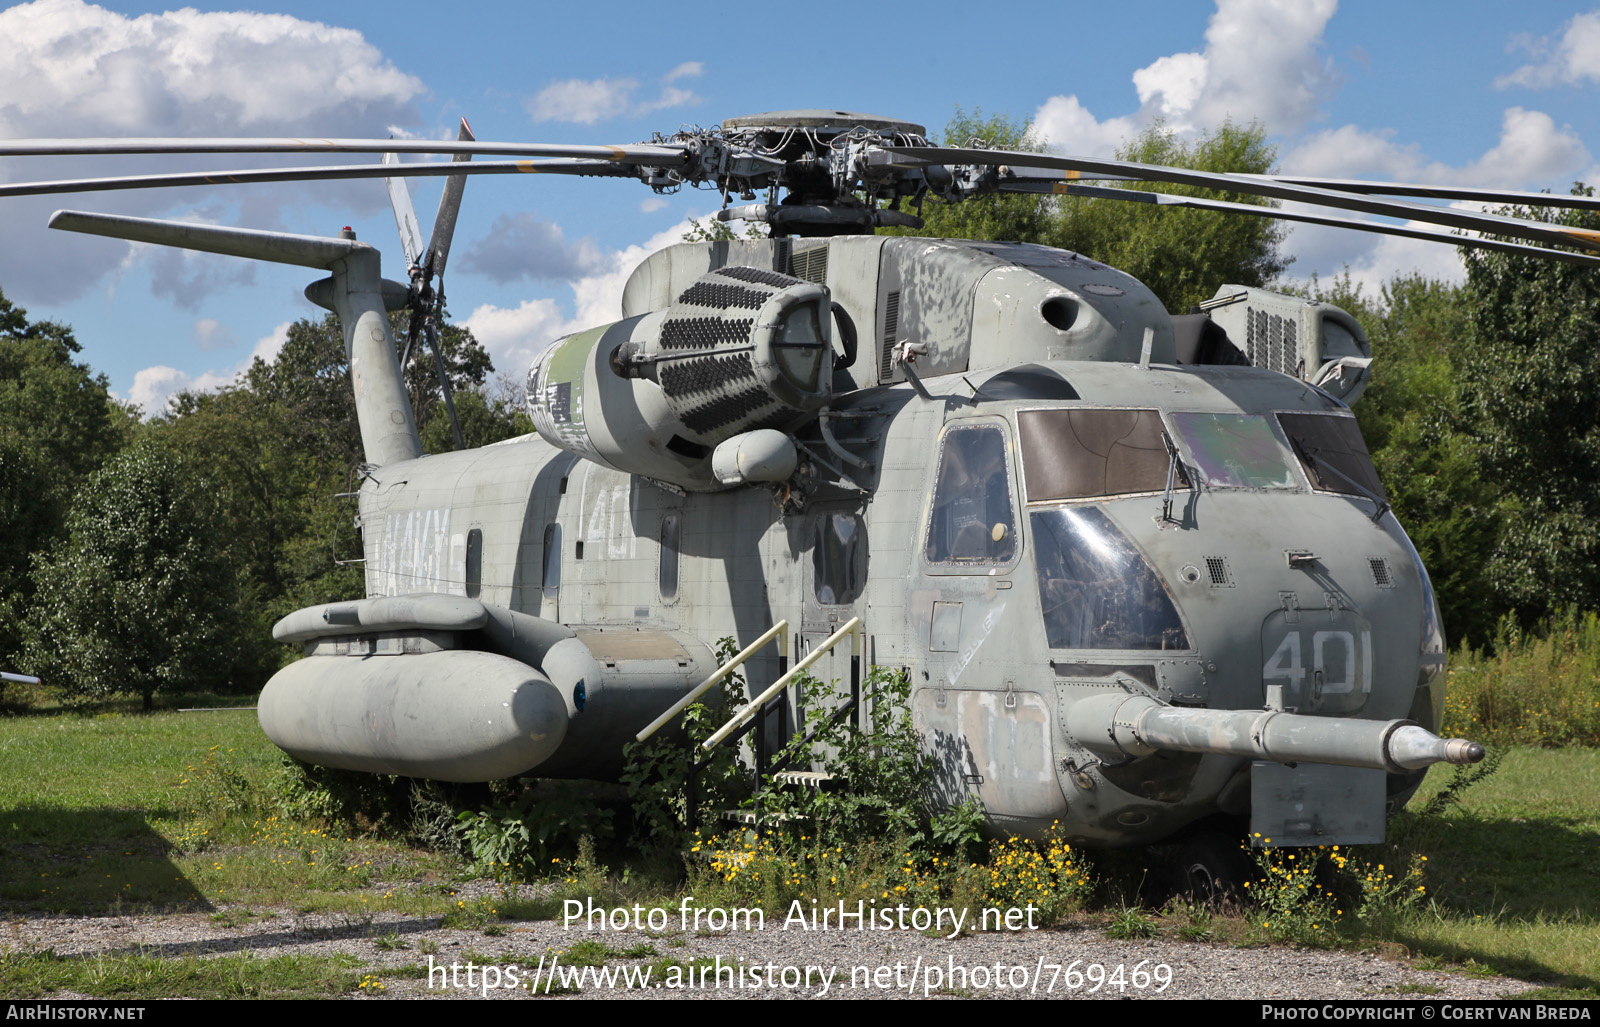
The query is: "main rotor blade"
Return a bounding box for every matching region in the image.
[0,137,686,163]
[0,158,647,199]
[1250,174,1600,212]
[383,151,425,272]
[1043,182,1600,266]
[424,118,475,281]
[890,145,1600,253]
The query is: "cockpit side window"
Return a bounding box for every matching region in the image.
[924,424,1017,566]
[1018,408,1185,502]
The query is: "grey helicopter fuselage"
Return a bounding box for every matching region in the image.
[258,233,1451,848]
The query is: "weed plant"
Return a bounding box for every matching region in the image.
[1446,609,1600,745]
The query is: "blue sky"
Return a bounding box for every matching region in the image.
[3,0,1599,412]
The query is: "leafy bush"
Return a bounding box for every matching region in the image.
[456,786,613,881]
[619,639,748,852]
[1445,611,1600,746]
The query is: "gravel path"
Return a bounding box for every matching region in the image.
[1,899,1540,1000]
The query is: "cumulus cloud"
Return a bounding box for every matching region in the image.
[465,221,701,377]
[1498,11,1600,89]
[524,62,703,125]
[1283,220,1469,302]
[128,320,291,417]
[1284,107,1593,190]
[0,0,423,306]
[0,0,421,138]
[192,318,235,351]
[458,212,607,284]
[1033,0,1337,154]
[1032,96,1139,157]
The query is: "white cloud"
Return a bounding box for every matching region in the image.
[1033,0,1337,155]
[128,365,232,416]
[128,320,292,417]
[192,318,235,351]
[458,212,607,284]
[1032,96,1138,157]
[465,221,703,377]
[1284,107,1592,190]
[0,0,421,138]
[1284,221,1468,302]
[640,197,669,213]
[248,322,292,365]
[1498,11,1600,89]
[524,78,636,125]
[0,0,423,306]
[524,64,703,125]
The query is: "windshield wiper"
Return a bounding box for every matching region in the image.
[1290,437,1389,523]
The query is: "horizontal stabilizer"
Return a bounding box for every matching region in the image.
[48,209,368,270]
[273,594,490,643]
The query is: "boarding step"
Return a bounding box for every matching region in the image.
[770,770,840,790]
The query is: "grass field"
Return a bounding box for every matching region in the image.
[0,705,1596,997]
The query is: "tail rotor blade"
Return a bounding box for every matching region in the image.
[426,320,465,452]
[383,150,426,273]
[423,118,475,280]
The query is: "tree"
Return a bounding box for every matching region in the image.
[1052,121,1290,311]
[0,289,127,670]
[26,436,241,709]
[245,312,496,463]
[884,109,1057,244]
[1457,187,1600,623]
[881,114,1290,313]
[1315,271,1502,646]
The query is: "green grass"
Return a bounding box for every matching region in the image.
[1377,748,1600,992]
[2,703,1600,998]
[0,949,364,999]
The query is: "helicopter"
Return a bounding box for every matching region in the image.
[14,107,1599,852]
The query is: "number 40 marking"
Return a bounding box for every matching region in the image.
[1262,629,1372,694]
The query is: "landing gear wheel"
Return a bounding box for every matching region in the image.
[1175,827,1253,904]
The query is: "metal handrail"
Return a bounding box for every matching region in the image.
[634,620,790,743]
[703,617,862,751]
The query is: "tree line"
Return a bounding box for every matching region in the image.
[0,305,526,708]
[2,112,1596,707]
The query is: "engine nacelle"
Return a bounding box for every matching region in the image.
[526,266,831,491]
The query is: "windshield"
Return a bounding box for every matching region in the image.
[1018,408,1185,502]
[1032,506,1189,651]
[1169,412,1298,490]
[1277,412,1386,500]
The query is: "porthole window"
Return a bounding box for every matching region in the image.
[465,528,483,599]
[541,523,562,601]
[660,513,680,601]
[814,511,865,605]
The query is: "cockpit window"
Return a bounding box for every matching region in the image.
[1018,408,1186,502]
[1169,412,1298,490]
[1277,412,1387,501]
[925,424,1017,566]
[1032,506,1189,650]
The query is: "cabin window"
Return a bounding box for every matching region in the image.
[1032,506,1189,651]
[1018,408,1183,502]
[814,511,865,605]
[541,523,562,601]
[659,513,680,601]
[1169,412,1298,490]
[924,424,1017,566]
[465,528,483,599]
[1277,412,1386,500]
